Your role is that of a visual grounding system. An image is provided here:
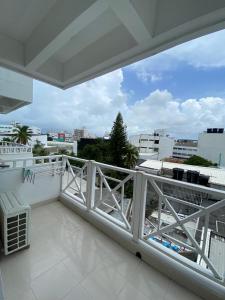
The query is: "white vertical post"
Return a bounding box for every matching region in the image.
[132,171,147,242]
[60,156,67,192]
[23,159,26,168]
[86,160,96,210]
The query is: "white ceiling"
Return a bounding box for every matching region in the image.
[0,0,225,89]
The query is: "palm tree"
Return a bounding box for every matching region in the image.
[124,143,139,169]
[12,125,32,145]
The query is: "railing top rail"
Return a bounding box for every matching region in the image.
[143,171,225,198]
[0,141,32,147]
[2,154,62,162]
[63,155,88,163]
[94,161,136,174]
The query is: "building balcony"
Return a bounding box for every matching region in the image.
[0,155,225,300]
[0,142,33,168]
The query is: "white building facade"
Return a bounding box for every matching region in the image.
[130,130,175,160]
[173,140,198,159]
[198,128,225,166]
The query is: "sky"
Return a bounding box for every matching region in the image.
[2,29,225,139]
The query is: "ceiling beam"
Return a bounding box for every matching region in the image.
[0,33,24,67]
[25,0,109,72]
[55,9,119,63]
[106,0,152,44]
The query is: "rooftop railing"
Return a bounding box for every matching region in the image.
[0,141,32,154]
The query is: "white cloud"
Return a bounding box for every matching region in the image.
[1,69,128,134]
[1,69,225,138]
[126,90,225,137]
[128,29,225,82]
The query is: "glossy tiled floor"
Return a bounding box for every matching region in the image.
[0,201,202,300]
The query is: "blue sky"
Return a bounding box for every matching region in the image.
[2,29,225,139]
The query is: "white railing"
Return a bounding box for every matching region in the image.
[61,155,225,285]
[0,141,32,154]
[1,154,225,286]
[1,155,62,168]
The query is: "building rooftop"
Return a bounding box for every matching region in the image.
[138,159,225,187]
[0,201,202,300]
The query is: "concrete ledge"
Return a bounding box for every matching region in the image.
[60,193,225,300]
[30,197,59,209]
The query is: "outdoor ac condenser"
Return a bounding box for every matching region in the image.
[0,191,31,255]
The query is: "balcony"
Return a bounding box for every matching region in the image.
[0,155,225,300]
[0,142,32,154]
[0,142,33,168]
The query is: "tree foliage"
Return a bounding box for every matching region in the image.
[12,125,32,145]
[124,143,139,169]
[33,141,49,156]
[78,113,139,169]
[78,138,110,163]
[184,155,216,167]
[109,112,128,167]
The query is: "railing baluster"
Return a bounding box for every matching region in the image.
[86,160,96,210]
[132,171,147,242]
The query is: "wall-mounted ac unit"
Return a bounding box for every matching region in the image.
[0,191,30,255]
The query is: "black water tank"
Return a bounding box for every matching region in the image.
[207,128,213,133]
[186,170,199,184]
[218,128,224,133]
[173,168,184,181]
[213,128,218,133]
[198,174,209,186]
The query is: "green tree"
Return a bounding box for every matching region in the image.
[58,148,69,155]
[110,112,128,167]
[2,137,13,142]
[184,155,216,167]
[12,125,32,145]
[78,139,111,163]
[124,143,139,169]
[33,141,49,156]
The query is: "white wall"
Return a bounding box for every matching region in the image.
[0,152,33,166]
[0,167,60,206]
[30,135,48,147]
[129,135,140,148]
[198,132,225,166]
[158,137,174,159]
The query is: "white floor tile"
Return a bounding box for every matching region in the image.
[63,284,93,300]
[118,282,153,300]
[31,262,77,300]
[80,265,126,300]
[165,280,202,300]
[0,202,204,300]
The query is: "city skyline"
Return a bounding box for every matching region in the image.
[1,29,225,138]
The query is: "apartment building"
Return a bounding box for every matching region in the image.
[198,128,225,166]
[130,129,175,160]
[173,139,198,159]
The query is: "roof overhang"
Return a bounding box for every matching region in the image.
[0,0,225,89]
[0,67,32,113]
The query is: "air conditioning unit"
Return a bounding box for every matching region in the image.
[0,191,31,255]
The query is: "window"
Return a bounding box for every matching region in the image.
[154,140,159,144]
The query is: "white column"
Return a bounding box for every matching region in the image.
[132,171,147,242]
[60,156,67,192]
[86,160,96,210]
